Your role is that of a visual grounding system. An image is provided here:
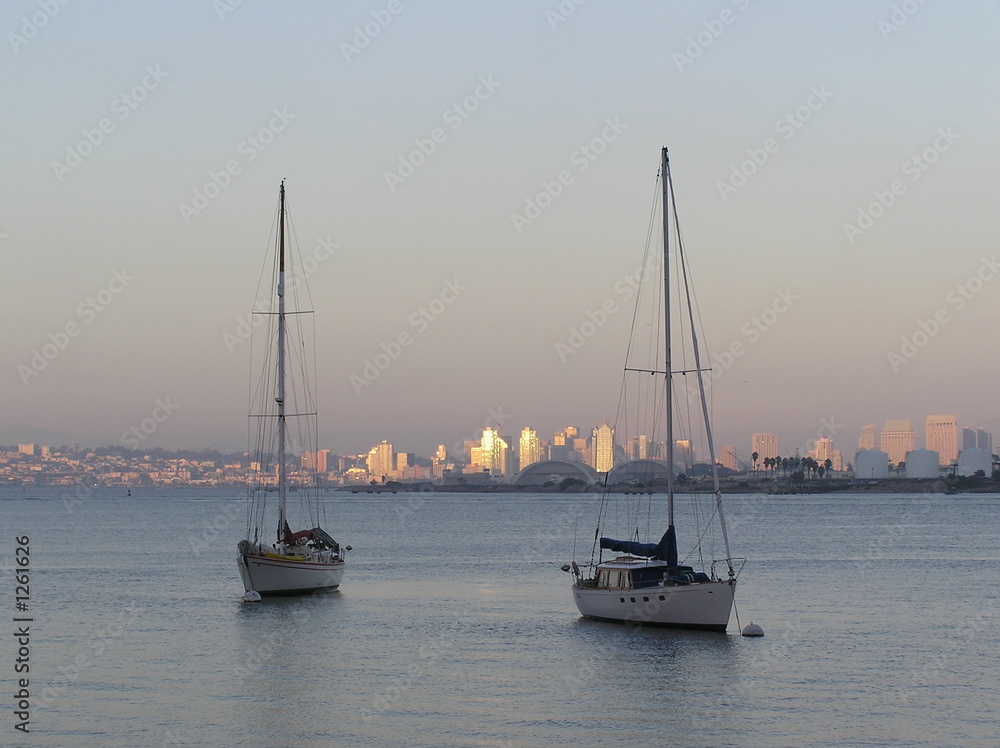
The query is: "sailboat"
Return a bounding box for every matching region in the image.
[568,148,742,631]
[237,181,347,596]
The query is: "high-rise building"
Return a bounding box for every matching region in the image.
[925,415,958,466]
[858,424,878,452]
[720,445,739,471]
[977,428,993,454]
[479,427,509,476]
[880,420,915,465]
[519,427,541,470]
[316,449,330,474]
[366,440,394,480]
[811,437,834,463]
[434,444,448,463]
[963,427,978,450]
[592,421,615,472]
[751,433,778,462]
[627,434,651,461]
[18,444,34,456]
[673,439,694,470]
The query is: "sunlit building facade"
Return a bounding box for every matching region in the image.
[592,421,615,473]
[366,440,394,480]
[925,415,958,466]
[751,433,778,462]
[880,420,915,465]
[519,427,540,470]
[858,424,878,452]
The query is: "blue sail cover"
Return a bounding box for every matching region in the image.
[600,526,678,566]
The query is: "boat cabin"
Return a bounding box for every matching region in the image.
[594,557,712,590]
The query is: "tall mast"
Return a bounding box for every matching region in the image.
[277,181,287,546]
[661,147,674,528]
[669,159,735,576]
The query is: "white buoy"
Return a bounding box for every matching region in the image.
[242,590,262,603]
[741,622,764,637]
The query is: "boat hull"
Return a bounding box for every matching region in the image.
[238,552,344,596]
[572,579,735,631]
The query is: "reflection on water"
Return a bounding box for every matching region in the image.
[4,489,999,747]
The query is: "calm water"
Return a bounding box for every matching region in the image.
[2,487,998,747]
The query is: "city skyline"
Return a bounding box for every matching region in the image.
[4,3,999,461]
[10,410,994,478]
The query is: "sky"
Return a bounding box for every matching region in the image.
[2,0,999,459]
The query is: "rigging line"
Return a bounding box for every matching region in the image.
[669,169,732,570]
[621,169,664,375]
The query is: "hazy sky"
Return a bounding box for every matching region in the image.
[3,1,999,458]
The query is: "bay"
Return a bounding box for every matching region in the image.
[2,488,998,747]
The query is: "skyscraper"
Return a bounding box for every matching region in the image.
[925,415,958,465]
[858,424,878,452]
[519,427,540,470]
[366,440,394,480]
[977,428,993,454]
[720,445,739,471]
[962,427,978,450]
[751,433,778,462]
[627,434,650,461]
[812,437,834,463]
[479,427,509,476]
[592,421,615,472]
[880,420,915,465]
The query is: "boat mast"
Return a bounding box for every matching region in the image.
[667,158,735,577]
[277,181,287,548]
[661,147,675,529]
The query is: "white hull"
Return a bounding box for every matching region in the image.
[573,579,735,632]
[238,552,344,595]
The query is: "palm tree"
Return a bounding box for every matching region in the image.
[824,458,833,477]
[751,451,759,476]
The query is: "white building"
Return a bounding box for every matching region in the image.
[905,449,939,479]
[855,450,889,479]
[957,448,992,477]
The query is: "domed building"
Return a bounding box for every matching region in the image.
[512,460,599,487]
[606,459,673,486]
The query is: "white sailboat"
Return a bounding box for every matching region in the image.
[237,181,347,596]
[568,148,742,631]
